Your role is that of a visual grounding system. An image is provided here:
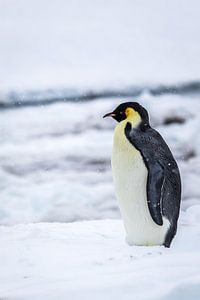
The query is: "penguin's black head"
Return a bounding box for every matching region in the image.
[103,102,149,125]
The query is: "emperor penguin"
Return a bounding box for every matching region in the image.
[103,102,181,247]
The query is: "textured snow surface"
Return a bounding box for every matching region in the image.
[1,210,200,300]
[0,0,200,92]
[0,94,200,225]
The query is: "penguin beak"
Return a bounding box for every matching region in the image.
[103,112,116,118]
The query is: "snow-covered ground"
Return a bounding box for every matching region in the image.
[0,0,200,92]
[0,94,200,225]
[1,208,200,300]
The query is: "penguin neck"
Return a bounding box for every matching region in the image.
[125,110,142,128]
[118,111,142,131]
[114,113,141,146]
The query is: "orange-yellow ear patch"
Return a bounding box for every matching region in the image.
[125,107,137,118]
[125,107,142,126]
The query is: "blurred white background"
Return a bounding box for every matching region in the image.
[0,0,200,91]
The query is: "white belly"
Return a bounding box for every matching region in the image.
[112,122,170,246]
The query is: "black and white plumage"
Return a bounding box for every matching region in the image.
[103,102,181,247]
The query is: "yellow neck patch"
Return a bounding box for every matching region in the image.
[125,107,141,127]
[113,107,142,146]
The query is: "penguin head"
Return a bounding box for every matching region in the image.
[103,102,149,125]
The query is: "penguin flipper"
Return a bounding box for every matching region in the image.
[146,160,164,226]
